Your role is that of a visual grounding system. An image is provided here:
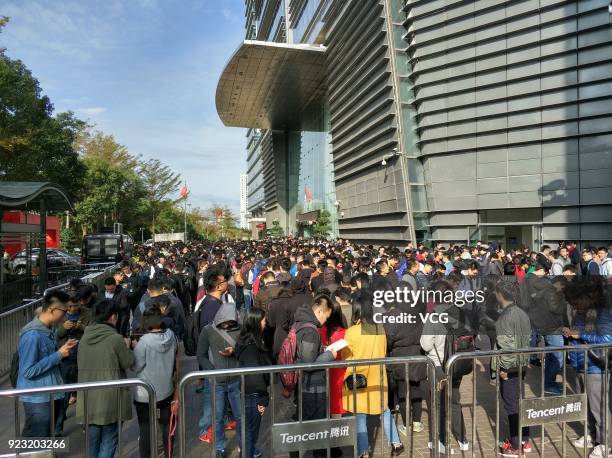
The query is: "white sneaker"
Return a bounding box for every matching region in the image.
[458,441,469,451]
[589,444,612,458]
[397,425,408,436]
[428,441,455,455]
[574,435,594,448]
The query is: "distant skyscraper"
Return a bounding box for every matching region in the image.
[240,173,248,229]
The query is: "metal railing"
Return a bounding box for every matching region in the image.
[178,355,437,458]
[444,344,612,457]
[0,263,120,377]
[0,277,33,312]
[0,379,157,458]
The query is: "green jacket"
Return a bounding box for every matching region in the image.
[493,304,532,373]
[76,323,134,425]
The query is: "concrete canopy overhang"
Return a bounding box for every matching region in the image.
[216,40,327,130]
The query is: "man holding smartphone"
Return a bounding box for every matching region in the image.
[17,291,79,437]
[57,294,92,407]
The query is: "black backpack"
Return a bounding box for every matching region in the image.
[183,308,202,357]
[443,309,476,377]
[9,351,19,388]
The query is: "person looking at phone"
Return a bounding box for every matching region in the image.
[57,294,92,407]
[17,290,78,437]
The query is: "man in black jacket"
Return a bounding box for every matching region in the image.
[290,294,337,458]
[519,263,567,395]
[103,274,130,340]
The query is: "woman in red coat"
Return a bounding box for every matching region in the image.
[318,303,347,417]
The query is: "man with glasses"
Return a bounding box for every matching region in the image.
[198,264,229,329]
[17,291,78,437]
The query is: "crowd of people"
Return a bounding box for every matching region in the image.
[15,238,612,458]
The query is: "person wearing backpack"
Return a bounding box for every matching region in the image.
[16,291,77,437]
[288,294,337,458]
[420,280,471,454]
[196,301,241,457]
[492,279,533,456]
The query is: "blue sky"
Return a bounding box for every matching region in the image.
[1,0,247,213]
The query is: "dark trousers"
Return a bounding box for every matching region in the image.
[500,373,530,449]
[290,392,327,458]
[135,396,173,458]
[244,394,263,458]
[425,372,465,444]
[22,399,65,437]
[388,375,424,426]
[60,359,78,418]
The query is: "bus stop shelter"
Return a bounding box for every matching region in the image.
[0,182,73,306]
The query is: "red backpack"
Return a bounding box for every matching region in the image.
[277,322,318,397]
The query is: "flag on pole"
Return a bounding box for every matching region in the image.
[304,185,313,203]
[180,182,189,199]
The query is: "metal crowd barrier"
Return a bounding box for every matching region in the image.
[444,344,612,457]
[0,379,157,458]
[0,263,120,377]
[178,355,437,458]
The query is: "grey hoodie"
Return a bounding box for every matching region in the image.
[196,301,241,384]
[132,329,177,402]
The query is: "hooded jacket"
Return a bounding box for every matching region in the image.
[196,301,241,384]
[77,323,134,425]
[293,305,334,393]
[132,329,177,402]
[17,318,63,403]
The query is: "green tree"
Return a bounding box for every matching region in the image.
[138,158,181,234]
[75,129,140,169]
[0,53,85,197]
[74,157,146,235]
[268,220,284,238]
[60,226,77,253]
[312,209,332,239]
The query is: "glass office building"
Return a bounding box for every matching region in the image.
[217,0,612,246]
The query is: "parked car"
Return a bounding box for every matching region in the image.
[82,232,133,265]
[11,248,80,275]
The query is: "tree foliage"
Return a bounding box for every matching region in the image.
[268,220,284,238]
[312,209,332,239]
[138,158,181,233]
[0,53,85,197]
[0,20,246,243]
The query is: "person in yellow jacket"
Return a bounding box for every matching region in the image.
[342,293,404,458]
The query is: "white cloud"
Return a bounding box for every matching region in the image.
[77,107,107,116]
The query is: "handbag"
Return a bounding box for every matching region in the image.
[345,373,368,390]
[344,328,376,390]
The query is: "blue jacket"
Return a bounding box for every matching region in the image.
[568,308,612,374]
[17,318,64,403]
